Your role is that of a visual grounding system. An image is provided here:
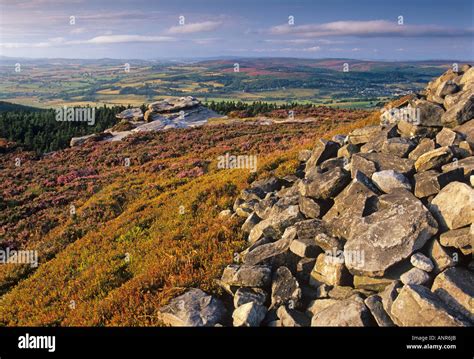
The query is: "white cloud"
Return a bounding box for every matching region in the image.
[167,21,222,34]
[0,35,176,48]
[269,20,474,38]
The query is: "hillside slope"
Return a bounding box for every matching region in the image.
[0,107,375,326]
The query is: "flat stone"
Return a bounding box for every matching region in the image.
[381,137,416,158]
[350,153,378,178]
[431,267,474,322]
[397,119,441,138]
[157,288,226,327]
[371,170,411,193]
[344,189,438,277]
[232,302,267,327]
[298,196,321,219]
[430,181,474,229]
[364,295,395,327]
[436,127,464,147]
[244,232,293,265]
[359,152,415,176]
[410,253,434,272]
[299,167,351,199]
[311,297,374,326]
[348,126,382,145]
[391,284,467,326]
[400,267,430,285]
[414,168,464,198]
[221,264,272,288]
[353,276,395,292]
[441,156,474,176]
[290,232,321,258]
[415,146,453,172]
[439,226,472,255]
[408,138,436,161]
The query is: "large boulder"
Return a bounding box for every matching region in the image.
[157,288,226,326]
[431,267,474,322]
[430,181,474,230]
[391,285,467,326]
[344,189,438,277]
[305,139,340,171]
[441,90,474,127]
[311,296,374,326]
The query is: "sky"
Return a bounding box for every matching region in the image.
[0,0,473,60]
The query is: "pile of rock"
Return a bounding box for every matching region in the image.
[157,66,474,327]
[70,96,224,146]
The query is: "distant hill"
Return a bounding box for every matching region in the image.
[0,101,43,113]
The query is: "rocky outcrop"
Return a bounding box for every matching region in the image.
[157,66,474,326]
[71,96,224,146]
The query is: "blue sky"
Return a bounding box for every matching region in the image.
[0,0,472,60]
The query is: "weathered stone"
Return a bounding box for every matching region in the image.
[397,119,440,138]
[244,232,293,266]
[441,156,474,177]
[116,108,144,121]
[240,187,266,202]
[233,287,267,308]
[221,264,272,288]
[364,295,395,327]
[391,284,467,326]
[353,276,395,292]
[413,168,464,198]
[338,143,359,159]
[400,267,430,285]
[311,297,374,326]
[441,90,474,127]
[271,266,302,309]
[408,138,436,161]
[251,176,287,193]
[306,299,339,317]
[305,139,340,171]
[157,288,226,327]
[454,119,474,146]
[253,196,277,219]
[323,171,380,240]
[415,146,453,172]
[427,239,456,274]
[409,99,445,127]
[410,253,434,272]
[241,212,261,233]
[248,205,302,243]
[310,253,352,287]
[430,181,474,229]
[298,196,321,219]
[314,232,344,252]
[300,167,350,199]
[439,226,472,255]
[344,189,438,277]
[435,80,460,98]
[432,267,474,322]
[381,137,416,158]
[350,154,378,178]
[371,170,411,193]
[380,280,403,322]
[276,305,310,327]
[232,302,267,327]
[359,152,415,176]
[436,127,464,147]
[290,228,321,258]
[348,126,383,145]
